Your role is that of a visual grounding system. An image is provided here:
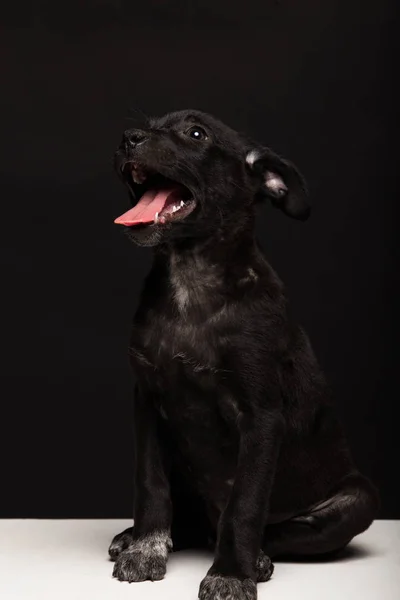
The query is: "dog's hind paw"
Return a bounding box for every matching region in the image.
[198,575,257,600]
[112,531,172,583]
[108,527,134,560]
[256,550,274,582]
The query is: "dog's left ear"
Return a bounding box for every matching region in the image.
[246,148,310,220]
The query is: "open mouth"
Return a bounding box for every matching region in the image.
[114,162,197,227]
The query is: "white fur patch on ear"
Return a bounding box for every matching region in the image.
[246,150,259,166]
[265,171,287,196]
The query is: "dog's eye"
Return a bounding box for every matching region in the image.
[186,126,208,141]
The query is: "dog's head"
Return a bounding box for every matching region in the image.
[114,110,309,246]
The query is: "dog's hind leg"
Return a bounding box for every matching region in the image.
[263,473,379,558]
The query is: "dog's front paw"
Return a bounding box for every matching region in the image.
[112,531,172,583]
[256,550,274,582]
[198,575,257,600]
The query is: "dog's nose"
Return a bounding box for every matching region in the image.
[123,129,148,150]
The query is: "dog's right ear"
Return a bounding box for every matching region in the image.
[246,148,310,220]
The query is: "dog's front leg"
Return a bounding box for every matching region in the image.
[199,408,284,600]
[112,383,172,583]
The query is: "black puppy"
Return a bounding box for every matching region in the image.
[109,110,379,600]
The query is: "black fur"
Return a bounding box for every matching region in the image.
[109,110,379,599]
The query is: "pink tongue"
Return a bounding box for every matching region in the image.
[114,187,181,226]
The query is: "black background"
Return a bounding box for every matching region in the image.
[0,1,397,518]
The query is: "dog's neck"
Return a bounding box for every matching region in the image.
[151,228,265,313]
[159,225,258,272]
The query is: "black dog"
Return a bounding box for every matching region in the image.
[109,110,379,600]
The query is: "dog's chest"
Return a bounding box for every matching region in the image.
[130,290,241,434]
[131,303,239,464]
[132,310,223,387]
[132,253,231,385]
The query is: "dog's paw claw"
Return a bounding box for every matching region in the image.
[198,575,257,600]
[256,550,274,582]
[108,528,134,561]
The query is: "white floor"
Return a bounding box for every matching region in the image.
[0,520,399,600]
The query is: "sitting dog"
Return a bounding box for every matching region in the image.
[109,109,379,600]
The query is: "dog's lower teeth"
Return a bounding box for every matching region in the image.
[153,198,191,224]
